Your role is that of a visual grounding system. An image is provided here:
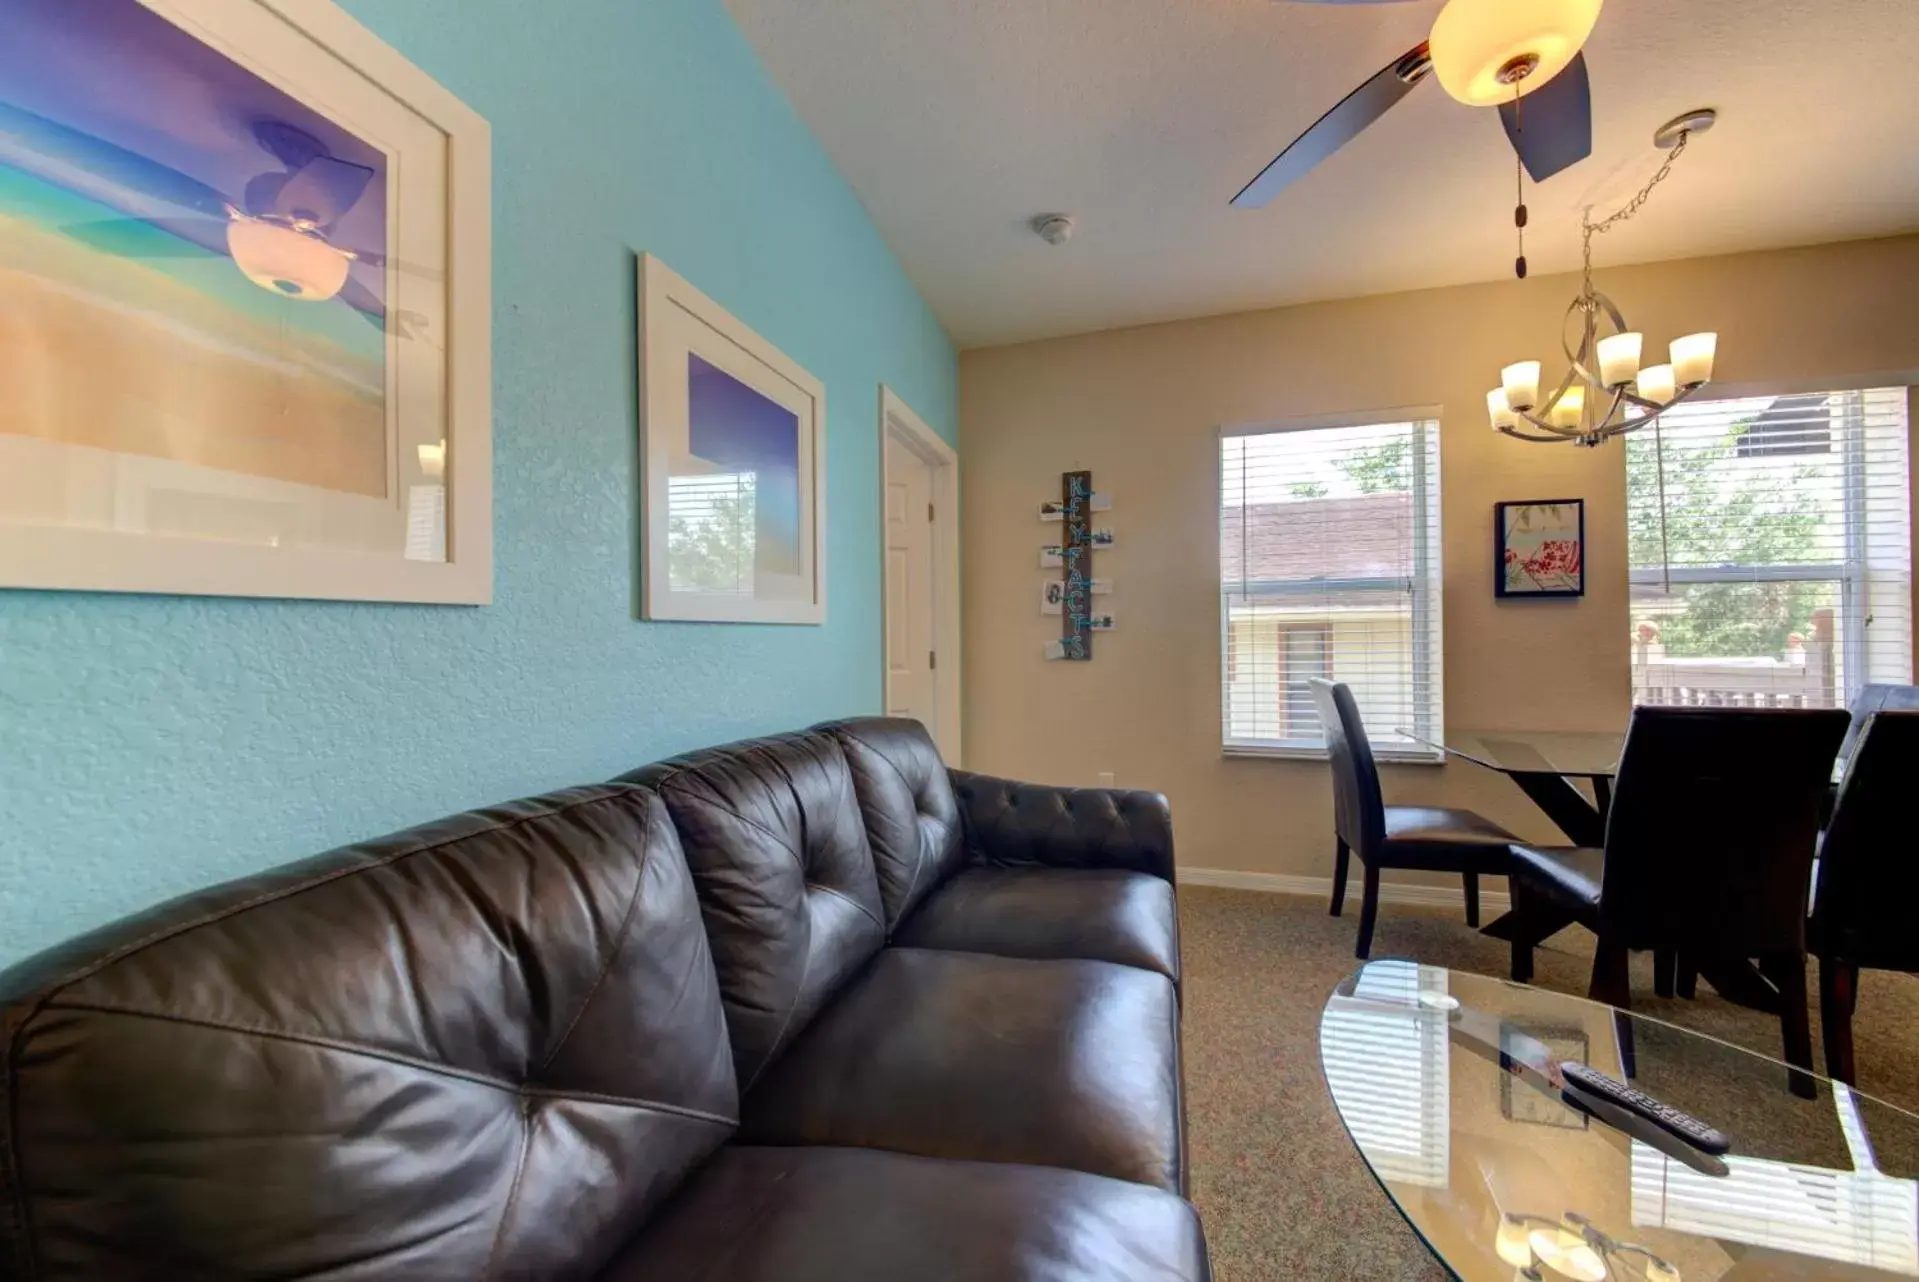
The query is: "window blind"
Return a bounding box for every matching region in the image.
[666,472,757,595]
[1626,388,1912,709]
[1318,961,1451,1188]
[1220,418,1443,756]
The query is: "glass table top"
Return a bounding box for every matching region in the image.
[1321,960,1919,1281]
[1400,728,1626,778]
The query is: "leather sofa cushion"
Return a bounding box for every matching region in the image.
[603,1146,1209,1282]
[951,770,1178,882]
[0,785,734,1281]
[892,866,1180,985]
[739,948,1183,1192]
[815,717,966,929]
[620,732,886,1092]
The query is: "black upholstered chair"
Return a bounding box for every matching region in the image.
[1820,684,1919,826]
[1509,706,1847,1095]
[1810,710,1919,1085]
[1306,679,1517,959]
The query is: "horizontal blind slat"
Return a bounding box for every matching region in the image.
[1626,388,1911,710]
[1221,420,1443,753]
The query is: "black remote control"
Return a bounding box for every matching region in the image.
[1560,1062,1733,1156]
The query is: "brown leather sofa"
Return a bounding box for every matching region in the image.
[0,717,1208,1281]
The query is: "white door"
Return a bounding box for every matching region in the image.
[884,430,939,736]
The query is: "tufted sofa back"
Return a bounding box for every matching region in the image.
[619,731,887,1090]
[0,784,736,1281]
[814,717,965,930]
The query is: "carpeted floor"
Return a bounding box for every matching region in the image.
[1178,886,1919,1280]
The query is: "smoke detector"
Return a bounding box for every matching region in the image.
[1032,214,1076,246]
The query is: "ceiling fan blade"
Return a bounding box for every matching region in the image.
[62,217,227,256]
[344,247,444,282]
[0,99,230,216]
[1499,52,1592,183]
[1232,43,1431,208]
[274,155,375,227]
[337,273,388,328]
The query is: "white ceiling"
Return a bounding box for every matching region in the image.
[725,0,1919,348]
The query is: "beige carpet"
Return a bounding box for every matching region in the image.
[1178,885,1919,1280]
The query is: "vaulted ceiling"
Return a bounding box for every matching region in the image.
[726,0,1919,347]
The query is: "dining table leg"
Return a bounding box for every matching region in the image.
[1479,770,1610,944]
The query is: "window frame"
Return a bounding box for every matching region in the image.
[1218,407,1445,762]
[1624,375,1915,710]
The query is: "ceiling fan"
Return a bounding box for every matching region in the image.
[0,101,428,333]
[1233,0,1603,209]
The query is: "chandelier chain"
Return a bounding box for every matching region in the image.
[1581,131,1688,284]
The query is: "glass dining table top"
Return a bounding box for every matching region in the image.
[1321,960,1919,1281]
[1399,727,1626,778]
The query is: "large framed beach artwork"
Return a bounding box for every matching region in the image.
[1494,499,1585,599]
[0,0,492,603]
[639,254,825,624]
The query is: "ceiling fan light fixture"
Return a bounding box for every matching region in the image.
[1428,0,1603,108]
[226,216,350,302]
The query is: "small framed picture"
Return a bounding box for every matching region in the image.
[1499,1023,1589,1129]
[1495,499,1584,599]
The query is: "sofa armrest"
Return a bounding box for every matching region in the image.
[948,769,1176,883]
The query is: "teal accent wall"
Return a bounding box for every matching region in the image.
[0,0,956,965]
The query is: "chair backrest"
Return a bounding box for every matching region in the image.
[1811,710,1919,972]
[1837,684,1919,764]
[1599,706,1847,958]
[1308,678,1385,856]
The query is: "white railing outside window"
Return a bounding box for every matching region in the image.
[1626,388,1912,708]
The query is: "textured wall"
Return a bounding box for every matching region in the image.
[0,0,956,965]
[960,235,1919,885]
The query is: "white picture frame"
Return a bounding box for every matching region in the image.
[639,254,826,624]
[0,0,493,605]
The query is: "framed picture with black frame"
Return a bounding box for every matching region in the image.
[1494,499,1585,599]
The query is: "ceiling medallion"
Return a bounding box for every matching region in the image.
[1487,109,1718,448]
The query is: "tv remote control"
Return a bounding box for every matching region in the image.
[1561,1062,1732,1156]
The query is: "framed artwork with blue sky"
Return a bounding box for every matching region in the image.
[640,253,826,624]
[0,0,491,604]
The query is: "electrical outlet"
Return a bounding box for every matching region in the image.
[1096,771,1116,788]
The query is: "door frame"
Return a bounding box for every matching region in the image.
[879,385,962,765]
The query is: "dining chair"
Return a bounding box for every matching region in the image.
[1821,684,1919,826]
[1306,679,1518,960]
[1508,706,1847,1097]
[1809,710,1919,1086]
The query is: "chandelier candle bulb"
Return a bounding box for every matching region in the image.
[1597,332,1643,388]
[1636,363,1676,406]
[1486,388,1518,431]
[1550,383,1585,429]
[1495,1216,1535,1269]
[1502,361,1542,412]
[1671,332,1718,388]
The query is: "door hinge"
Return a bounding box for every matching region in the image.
[927,502,935,523]
[929,650,937,670]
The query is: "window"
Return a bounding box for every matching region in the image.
[1220,415,1443,756]
[667,472,758,594]
[1318,960,1451,1188]
[1627,388,1911,709]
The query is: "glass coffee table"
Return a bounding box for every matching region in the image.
[1322,960,1919,1280]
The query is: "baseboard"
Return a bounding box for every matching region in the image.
[1177,866,1511,916]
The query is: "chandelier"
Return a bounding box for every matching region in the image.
[1497,1210,1681,1281]
[1486,110,1719,448]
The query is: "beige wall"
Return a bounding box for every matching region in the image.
[959,234,1919,886]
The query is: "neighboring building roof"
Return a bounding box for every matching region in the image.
[1220,493,1413,587]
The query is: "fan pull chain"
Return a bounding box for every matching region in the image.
[1513,88,1528,279]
